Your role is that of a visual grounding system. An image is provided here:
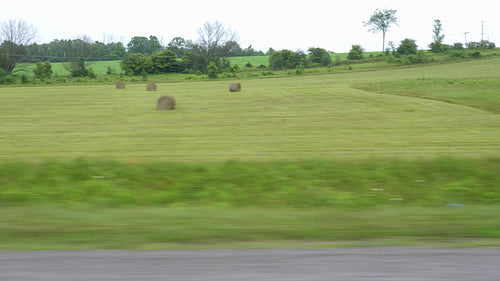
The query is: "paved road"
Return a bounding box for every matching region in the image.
[1,248,499,281]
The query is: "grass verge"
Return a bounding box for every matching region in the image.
[1,157,499,207]
[1,157,499,250]
[1,205,499,250]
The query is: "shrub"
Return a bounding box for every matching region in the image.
[270,50,306,70]
[66,56,89,78]
[121,53,151,75]
[450,43,464,50]
[470,51,481,58]
[151,50,179,73]
[207,62,218,78]
[467,40,496,49]
[295,64,304,75]
[33,61,53,79]
[347,45,364,60]
[308,47,331,66]
[397,39,417,55]
[449,51,465,59]
[386,55,401,64]
[0,68,15,84]
[87,68,96,79]
[21,74,29,84]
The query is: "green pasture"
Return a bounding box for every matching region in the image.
[14,60,123,77]
[13,52,384,77]
[2,58,499,162]
[1,58,499,250]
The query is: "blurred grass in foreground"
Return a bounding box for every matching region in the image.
[1,157,499,250]
[1,157,499,208]
[1,205,499,250]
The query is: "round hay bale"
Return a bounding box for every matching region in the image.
[116,81,125,89]
[229,83,241,92]
[147,82,157,91]
[156,95,176,110]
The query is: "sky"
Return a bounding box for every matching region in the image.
[1,0,498,53]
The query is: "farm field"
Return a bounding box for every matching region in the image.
[3,58,499,162]
[1,58,499,250]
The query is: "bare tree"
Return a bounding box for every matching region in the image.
[196,21,238,60]
[1,19,37,46]
[0,19,38,73]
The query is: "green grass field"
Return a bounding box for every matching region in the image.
[13,51,387,77]
[1,57,499,250]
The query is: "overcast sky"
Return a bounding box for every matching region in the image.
[1,0,498,53]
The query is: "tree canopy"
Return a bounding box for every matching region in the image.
[364,9,399,53]
[429,19,447,53]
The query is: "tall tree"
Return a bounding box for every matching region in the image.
[196,21,238,62]
[308,47,331,66]
[127,36,163,55]
[397,38,418,55]
[429,19,447,53]
[166,37,188,58]
[364,9,398,53]
[151,50,178,73]
[183,21,238,72]
[0,19,37,72]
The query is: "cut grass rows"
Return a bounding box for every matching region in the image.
[2,59,500,162]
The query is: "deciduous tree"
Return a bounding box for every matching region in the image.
[364,9,398,54]
[429,19,447,53]
[151,50,178,73]
[183,21,239,73]
[269,50,306,70]
[308,47,331,66]
[397,39,417,55]
[32,61,53,79]
[166,37,188,58]
[0,19,37,73]
[347,45,364,60]
[127,36,162,55]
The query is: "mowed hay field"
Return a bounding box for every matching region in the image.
[1,58,499,161]
[1,58,499,250]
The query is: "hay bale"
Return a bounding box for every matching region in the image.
[116,81,125,89]
[147,82,157,91]
[229,83,241,92]
[156,95,176,110]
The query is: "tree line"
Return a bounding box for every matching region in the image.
[1,13,497,82]
[19,35,266,64]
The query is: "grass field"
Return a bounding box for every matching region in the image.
[1,58,499,250]
[13,51,386,77]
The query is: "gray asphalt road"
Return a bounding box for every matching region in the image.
[1,248,499,281]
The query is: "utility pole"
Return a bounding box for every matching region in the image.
[464,32,469,56]
[481,21,484,41]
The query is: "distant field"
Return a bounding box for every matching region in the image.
[14,60,123,76]
[355,77,500,114]
[1,58,499,250]
[14,52,387,76]
[229,56,270,68]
